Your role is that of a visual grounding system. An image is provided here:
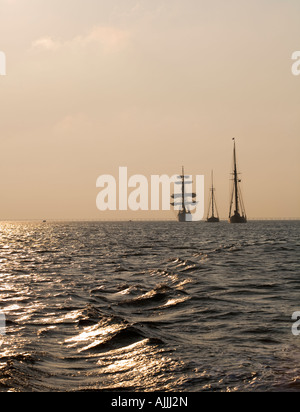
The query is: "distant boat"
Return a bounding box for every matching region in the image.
[229,139,247,223]
[207,171,220,223]
[171,166,196,222]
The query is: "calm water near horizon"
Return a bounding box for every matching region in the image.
[0,220,299,392]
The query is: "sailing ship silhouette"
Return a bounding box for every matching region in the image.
[171,139,247,223]
[207,171,220,223]
[229,138,247,223]
[171,167,196,222]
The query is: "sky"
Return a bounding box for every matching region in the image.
[0,0,299,220]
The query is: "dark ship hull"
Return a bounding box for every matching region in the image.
[178,209,191,222]
[207,216,220,223]
[229,212,247,224]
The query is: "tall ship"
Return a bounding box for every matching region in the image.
[229,138,247,223]
[171,167,196,222]
[207,171,220,222]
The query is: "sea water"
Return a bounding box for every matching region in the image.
[0,221,299,392]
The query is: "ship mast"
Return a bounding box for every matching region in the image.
[233,138,239,215]
[181,166,185,211]
[229,138,247,223]
[211,171,215,217]
[207,170,219,222]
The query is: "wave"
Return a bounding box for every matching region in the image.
[118,284,189,309]
[0,352,50,392]
[1,221,299,392]
[79,324,163,354]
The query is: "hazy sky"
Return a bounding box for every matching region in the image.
[0,0,299,220]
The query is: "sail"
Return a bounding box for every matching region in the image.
[170,166,193,222]
[207,171,220,222]
[171,193,196,199]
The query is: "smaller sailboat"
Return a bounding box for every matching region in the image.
[229,138,247,223]
[207,171,220,222]
[171,167,196,222]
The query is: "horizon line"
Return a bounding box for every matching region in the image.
[1,217,300,223]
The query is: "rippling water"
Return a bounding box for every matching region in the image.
[0,220,299,392]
